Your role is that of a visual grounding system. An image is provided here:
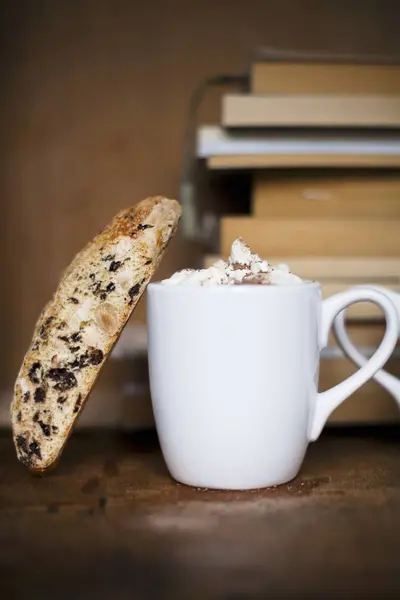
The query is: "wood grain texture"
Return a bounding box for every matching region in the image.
[1,429,400,599]
[251,63,400,95]
[221,217,400,257]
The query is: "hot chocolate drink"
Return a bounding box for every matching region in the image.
[162,238,303,286]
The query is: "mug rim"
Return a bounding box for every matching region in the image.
[148,280,321,293]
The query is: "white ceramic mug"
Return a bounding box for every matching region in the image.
[147,282,398,490]
[334,285,400,405]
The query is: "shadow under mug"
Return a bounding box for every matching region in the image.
[147,282,398,490]
[334,284,400,406]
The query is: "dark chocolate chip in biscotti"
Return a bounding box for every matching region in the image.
[73,394,83,413]
[28,362,42,384]
[47,368,77,391]
[34,387,46,403]
[37,420,51,437]
[16,434,29,454]
[29,440,42,459]
[128,284,140,303]
[39,326,48,340]
[88,348,103,365]
[109,260,122,272]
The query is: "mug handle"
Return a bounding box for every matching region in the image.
[333,285,400,403]
[308,288,398,442]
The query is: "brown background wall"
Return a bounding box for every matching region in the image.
[1,0,399,421]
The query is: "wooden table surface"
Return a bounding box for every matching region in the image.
[1,427,400,599]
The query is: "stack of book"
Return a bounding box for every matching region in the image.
[199,60,400,424]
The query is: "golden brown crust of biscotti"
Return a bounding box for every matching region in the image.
[11,196,181,472]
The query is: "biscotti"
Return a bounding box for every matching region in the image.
[11,196,181,471]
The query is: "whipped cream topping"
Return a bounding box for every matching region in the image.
[162,238,303,286]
